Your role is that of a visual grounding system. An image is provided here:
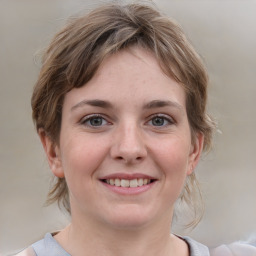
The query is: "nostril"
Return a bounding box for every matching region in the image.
[111,142,147,164]
[115,155,144,164]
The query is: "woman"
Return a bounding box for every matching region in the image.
[16,2,215,256]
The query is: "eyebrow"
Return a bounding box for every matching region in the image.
[71,99,183,112]
[71,99,113,111]
[143,100,183,111]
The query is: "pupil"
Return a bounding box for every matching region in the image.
[152,117,164,126]
[90,117,102,126]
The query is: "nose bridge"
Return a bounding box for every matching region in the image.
[111,119,147,163]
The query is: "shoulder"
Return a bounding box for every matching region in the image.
[182,236,210,256]
[10,233,69,256]
[210,241,256,256]
[12,247,36,256]
[30,233,70,256]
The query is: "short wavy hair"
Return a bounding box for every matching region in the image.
[32,2,215,227]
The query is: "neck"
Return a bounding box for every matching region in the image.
[54,209,187,256]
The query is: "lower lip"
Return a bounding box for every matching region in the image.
[101,181,156,195]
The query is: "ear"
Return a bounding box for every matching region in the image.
[187,132,204,175]
[38,129,65,178]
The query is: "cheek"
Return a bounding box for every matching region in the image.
[155,136,190,170]
[59,136,109,189]
[152,137,191,192]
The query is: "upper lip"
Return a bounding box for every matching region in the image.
[99,173,157,180]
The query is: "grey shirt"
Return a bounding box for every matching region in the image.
[30,233,210,256]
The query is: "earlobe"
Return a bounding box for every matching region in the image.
[187,132,204,175]
[38,129,65,178]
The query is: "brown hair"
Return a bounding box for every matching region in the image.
[32,2,215,227]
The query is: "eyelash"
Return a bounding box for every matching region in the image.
[80,114,110,128]
[80,113,175,128]
[147,114,175,127]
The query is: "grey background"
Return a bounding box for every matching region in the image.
[1,0,256,254]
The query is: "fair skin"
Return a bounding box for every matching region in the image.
[40,47,204,256]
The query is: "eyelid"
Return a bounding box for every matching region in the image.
[80,113,111,127]
[146,113,176,126]
[79,113,175,127]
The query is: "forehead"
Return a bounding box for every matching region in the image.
[95,47,170,84]
[63,47,186,109]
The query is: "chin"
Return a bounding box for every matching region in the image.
[108,217,151,230]
[103,206,156,230]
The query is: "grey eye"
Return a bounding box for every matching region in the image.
[148,115,174,127]
[82,115,108,127]
[151,117,165,126]
[89,117,104,126]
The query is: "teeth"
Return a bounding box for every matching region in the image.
[120,179,129,187]
[129,179,138,188]
[143,178,148,185]
[138,178,144,186]
[114,178,121,186]
[105,178,152,187]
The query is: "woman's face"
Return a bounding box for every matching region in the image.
[46,47,203,229]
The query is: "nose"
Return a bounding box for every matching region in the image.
[110,122,147,164]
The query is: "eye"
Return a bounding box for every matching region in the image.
[81,114,109,127]
[148,115,174,127]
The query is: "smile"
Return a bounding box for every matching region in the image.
[103,178,153,188]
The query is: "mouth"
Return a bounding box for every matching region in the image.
[100,178,157,188]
